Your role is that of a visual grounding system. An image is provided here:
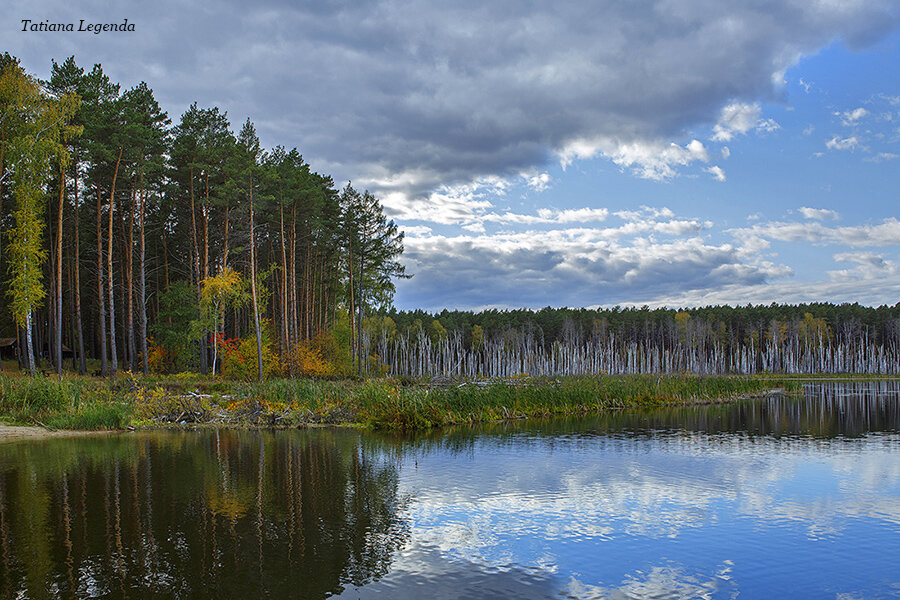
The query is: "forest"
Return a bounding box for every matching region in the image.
[2,53,899,383]
[366,303,900,376]
[0,53,405,381]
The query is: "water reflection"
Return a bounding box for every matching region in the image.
[1,382,899,599]
[0,431,408,599]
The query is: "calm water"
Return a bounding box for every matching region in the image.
[1,381,899,599]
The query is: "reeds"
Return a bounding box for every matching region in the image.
[0,374,130,430]
[353,374,796,430]
[0,373,800,431]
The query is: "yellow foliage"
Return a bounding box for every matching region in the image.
[282,339,333,378]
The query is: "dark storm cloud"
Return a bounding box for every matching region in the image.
[7,0,900,198]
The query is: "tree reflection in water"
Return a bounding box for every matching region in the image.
[1,381,898,599]
[0,430,409,599]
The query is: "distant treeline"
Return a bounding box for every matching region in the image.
[363,303,900,376]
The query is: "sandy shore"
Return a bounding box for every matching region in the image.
[0,422,115,442]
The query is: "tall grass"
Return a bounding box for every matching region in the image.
[355,375,798,430]
[0,374,129,430]
[0,372,799,431]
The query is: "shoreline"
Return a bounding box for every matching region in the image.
[3,374,890,436]
[0,421,118,442]
[0,386,791,440]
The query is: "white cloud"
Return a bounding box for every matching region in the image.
[480,207,610,226]
[401,225,434,237]
[829,251,895,280]
[865,152,900,162]
[642,274,900,309]
[558,137,713,181]
[605,139,710,181]
[613,206,676,221]
[798,206,840,220]
[712,103,762,142]
[721,146,731,159]
[523,172,552,192]
[732,217,900,247]
[838,107,869,125]
[711,103,780,142]
[826,136,860,150]
[706,166,727,182]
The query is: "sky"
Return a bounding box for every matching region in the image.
[6,0,900,312]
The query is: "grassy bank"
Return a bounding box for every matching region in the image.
[0,372,808,432]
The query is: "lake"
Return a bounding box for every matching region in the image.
[1,380,899,599]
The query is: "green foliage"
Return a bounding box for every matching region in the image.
[325,313,355,377]
[1,61,80,328]
[150,281,199,372]
[44,401,130,430]
[220,330,279,381]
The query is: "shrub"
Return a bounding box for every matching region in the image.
[221,336,278,381]
[281,338,334,378]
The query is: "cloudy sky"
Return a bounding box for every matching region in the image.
[7,0,900,311]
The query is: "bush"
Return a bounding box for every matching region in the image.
[221,335,278,381]
[281,338,334,378]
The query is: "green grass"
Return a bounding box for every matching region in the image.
[0,372,811,432]
[353,375,803,430]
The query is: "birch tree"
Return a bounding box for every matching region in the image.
[0,62,79,374]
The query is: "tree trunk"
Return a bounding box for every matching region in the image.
[222,206,230,270]
[249,176,263,383]
[0,127,5,371]
[108,147,123,377]
[126,187,135,371]
[162,224,169,292]
[347,236,356,372]
[55,162,65,377]
[138,186,148,376]
[279,202,288,357]
[190,167,207,375]
[24,312,36,376]
[290,206,298,345]
[73,168,85,375]
[96,183,108,377]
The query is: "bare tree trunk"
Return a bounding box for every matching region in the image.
[96,183,108,377]
[127,186,135,371]
[222,205,230,269]
[108,147,123,377]
[347,236,356,372]
[249,177,264,383]
[162,224,169,292]
[24,313,36,376]
[138,186,148,376]
[290,206,298,345]
[279,202,288,357]
[190,168,207,375]
[0,127,4,371]
[73,169,85,375]
[56,164,65,377]
[16,327,23,371]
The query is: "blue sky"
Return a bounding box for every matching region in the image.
[6,1,900,311]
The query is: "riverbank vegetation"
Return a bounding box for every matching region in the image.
[0,371,813,431]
